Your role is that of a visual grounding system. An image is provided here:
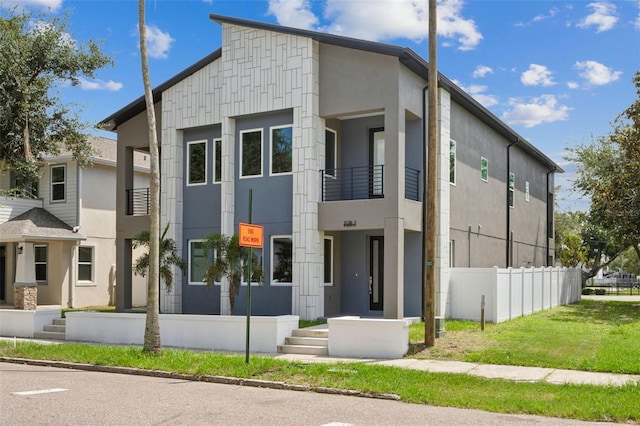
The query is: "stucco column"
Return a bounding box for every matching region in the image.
[436,88,451,319]
[219,117,236,315]
[383,217,404,319]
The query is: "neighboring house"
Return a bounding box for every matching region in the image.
[100,15,562,320]
[0,136,149,308]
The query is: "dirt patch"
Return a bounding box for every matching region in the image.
[408,329,495,361]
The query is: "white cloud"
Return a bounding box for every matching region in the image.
[145,25,174,59]
[576,2,618,32]
[28,20,76,48]
[453,80,498,108]
[575,60,622,85]
[268,0,318,29]
[78,78,123,92]
[319,0,482,50]
[521,64,556,87]
[501,95,571,128]
[567,81,580,90]
[472,65,493,79]
[1,0,62,11]
[533,7,559,23]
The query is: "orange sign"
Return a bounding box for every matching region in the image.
[239,223,264,248]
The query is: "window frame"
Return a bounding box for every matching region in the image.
[270,235,293,286]
[188,239,207,285]
[480,157,488,182]
[34,244,48,284]
[77,246,94,284]
[323,236,334,286]
[241,248,263,287]
[50,164,66,202]
[325,128,337,178]
[213,138,222,184]
[449,139,457,185]
[240,128,263,179]
[186,140,208,186]
[508,172,515,208]
[525,181,530,202]
[269,125,293,176]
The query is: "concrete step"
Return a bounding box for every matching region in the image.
[33,331,66,340]
[53,318,66,326]
[277,344,329,356]
[292,328,328,338]
[285,336,328,347]
[43,324,66,333]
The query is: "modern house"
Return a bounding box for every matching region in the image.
[101,14,562,321]
[0,136,149,308]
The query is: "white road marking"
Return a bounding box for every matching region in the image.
[13,388,68,396]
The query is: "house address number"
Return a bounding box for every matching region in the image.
[343,220,357,227]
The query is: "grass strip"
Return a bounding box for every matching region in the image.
[1,341,638,423]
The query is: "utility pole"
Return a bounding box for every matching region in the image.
[424,0,438,347]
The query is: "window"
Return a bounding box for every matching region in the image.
[325,129,337,177]
[242,249,263,285]
[189,240,207,285]
[508,172,515,208]
[449,139,456,185]
[480,157,488,182]
[240,129,263,178]
[324,236,333,286]
[51,164,66,202]
[270,126,292,175]
[214,138,222,183]
[187,140,207,185]
[78,246,94,282]
[525,181,530,202]
[271,236,292,284]
[34,245,47,283]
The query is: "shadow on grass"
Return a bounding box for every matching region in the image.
[406,342,427,356]
[549,300,640,326]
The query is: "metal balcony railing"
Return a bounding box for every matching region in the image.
[321,165,384,201]
[126,188,150,216]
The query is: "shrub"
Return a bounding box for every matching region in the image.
[582,288,594,295]
[595,288,607,295]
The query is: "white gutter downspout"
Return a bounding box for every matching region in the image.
[68,164,82,308]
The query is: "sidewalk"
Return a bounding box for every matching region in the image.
[3,336,638,388]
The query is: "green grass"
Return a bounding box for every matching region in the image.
[0,341,638,422]
[299,319,327,328]
[411,300,640,374]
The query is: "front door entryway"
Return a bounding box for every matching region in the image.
[369,236,384,311]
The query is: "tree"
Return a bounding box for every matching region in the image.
[132,223,186,292]
[201,233,264,314]
[0,9,112,184]
[138,0,162,354]
[559,232,587,268]
[566,72,640,282]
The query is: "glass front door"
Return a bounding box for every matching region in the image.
[369,236,384,311]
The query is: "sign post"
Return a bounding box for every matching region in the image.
[238,189,263,364]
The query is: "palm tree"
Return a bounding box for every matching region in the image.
[202,233,263,314]
[133,222,186,293]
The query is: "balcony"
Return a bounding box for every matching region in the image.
[126,188,150,216]
[320,166,420,202]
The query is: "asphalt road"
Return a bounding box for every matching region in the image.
[1,362,599,426]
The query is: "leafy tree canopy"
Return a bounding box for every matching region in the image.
[0,9,112,183]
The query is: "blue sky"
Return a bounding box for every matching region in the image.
[2,0,639,211]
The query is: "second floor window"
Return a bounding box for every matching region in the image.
[214,138,222,183]
[51,164,65,202]
[240,129,263,178]
[270,126,292,175]
[187,140,207,185]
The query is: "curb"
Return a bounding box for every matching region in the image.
[0,357,401,401]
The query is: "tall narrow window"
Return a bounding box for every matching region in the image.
[34,245,47,283]
[449,139,457,185]
[270,126,292,175]
[480,157,488,182]
[525,181,530,202]
[508,172,515,208]
[189,240,206,284]
[214,138,222,183]
[271,236,292,284]
[187,140,207,185]
[325,129,337,177]
[240,129,263,178]
[51,164,66,202]
[78,246,94,282]
[324,236,333,286]
[242,249,263,285]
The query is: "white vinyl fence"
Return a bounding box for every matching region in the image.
[448,267,581,323]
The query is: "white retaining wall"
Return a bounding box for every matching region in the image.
[448,267,581,323]
[328,316,411,358]
[0,309,61,338]
[65,312,299,353]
